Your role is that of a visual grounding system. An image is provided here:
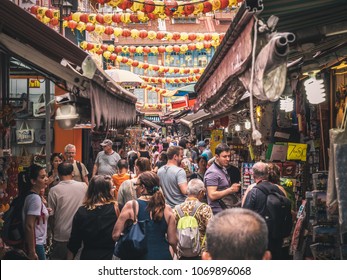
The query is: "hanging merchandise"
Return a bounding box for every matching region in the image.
[16,121,35,145]
[33,147,46,169]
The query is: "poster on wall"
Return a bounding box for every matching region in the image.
[210,129,223,156]
[287,142,308,161]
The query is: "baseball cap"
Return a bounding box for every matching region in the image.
[100,139,113,147]
[198,140,206,147]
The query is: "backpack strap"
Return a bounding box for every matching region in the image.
[76,161,83,181]
[175,201,203,218]
[253,181,278,196]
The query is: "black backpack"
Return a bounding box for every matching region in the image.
[254,182,293,239]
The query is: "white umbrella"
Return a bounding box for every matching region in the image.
[105,69,144,84]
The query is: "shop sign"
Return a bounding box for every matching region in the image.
[287,143,307,161]
[29,79,40,88]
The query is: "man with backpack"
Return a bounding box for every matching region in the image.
[243,162,293,260]
[64,144,89,185]
[174,179,213,259]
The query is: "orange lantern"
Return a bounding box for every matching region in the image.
[45,9,54,19]
[143,46,151,53]
[173,45,180,52]
[152,65,160,71]
[142,63,149,69]
[122,29,131,37]
[132,60,139,67]
[173,68,180,73]
[110,53,117,61]
[219,32,225,41]
[183,4,195,16]
[115,46,123,53]
[50,17,59,26]
[101,44,108,51]
[147,13,157,20]
[144,0,155,13]
[188,33,197,41]
[130,13,140,23]
[104,26,114,35]
[118,0,133,10]
[30,5,39,15]
[129,46,137,53]
[158,46,166,53]
[112,13,122,23]
[156,31,166,40]
[139,30,148,39]
[80,13,89,23]
[204,33,212,41]
[121,57,129,63]
[220,0,229,9]
[172,32,181,41]
[164,1,178,17]
[204,41,212,49]
[163,67,169,73]
[188,43,196,51]
[203,2,213,13]
[67,20,77,30]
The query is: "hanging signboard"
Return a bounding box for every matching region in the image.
[287,143,308,161]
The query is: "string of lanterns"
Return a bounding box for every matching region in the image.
[102,53,205,74]
[30,7,226,42]
[140,75,201,84]
[136,102,172,110]
[80,40,220,55]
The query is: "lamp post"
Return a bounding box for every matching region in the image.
[51,0,73,35]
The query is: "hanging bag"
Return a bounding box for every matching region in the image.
[33,146,46,168]
[35,120,53,145]
[16,121,35,144]
[113,200,148,259]
[17,147,33,172]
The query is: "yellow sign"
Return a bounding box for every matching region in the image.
[210,129,223,156]
[287,143,307,161]
[29,79,40,88]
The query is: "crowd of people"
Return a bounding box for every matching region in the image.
[1,134,294,260]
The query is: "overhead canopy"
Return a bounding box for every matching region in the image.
[141,119,161,130]
[0,0,136,128]
[180,110,211,128]
[105,69,144,84]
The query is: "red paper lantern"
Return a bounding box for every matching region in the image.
[156,31,166,40]
[164,1,178,17]
[183,4,195,16]
[188,76,194,82]
[129,46,137,53]
[130,13,140,23]
[97,0,110,4]
[112,13,122,23]
[50,18,59,26]
[132,61,139,67]
[122,29,131,37]
[80,13,89,23]
[110,53,117,61]
[118,0,133,10]
[172,32,181,41]
[86,43,94,50]
[152,65,160,71]
[147,13,157,20]
[139,30,148,39]
[188,33,197,41]
[101,44,108,51]
[193,68,200,74]
[204,33,212,41]
[115,46,123,53]
[30,5,39,14]
[104,26,114,35]
[181,77,188,82]
[173,68,180,73]
[188,43,196,51]
[158,46,166,53]
[121,57,129,63]
[85,23,95,32]
[144,0,155,13]
[96,49,103,55]
[220,0,229,9]
[67,20,78,30]
[143,46,151,53]
[204,41,212,49]
[203,2,213,13]
[142,63,149,69]
[173,45,180,52]
[174,78,180,83]
[96,14,104,24]
[163,67,169,73]
[219,32,225,41]
[45,9,54,19]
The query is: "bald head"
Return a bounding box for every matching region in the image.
[252,162,269,182]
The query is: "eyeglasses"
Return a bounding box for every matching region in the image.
[133,182,142,186]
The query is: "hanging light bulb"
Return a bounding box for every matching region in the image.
[235,124,241,132]
[304,76,326,105]
[245,120,251,130]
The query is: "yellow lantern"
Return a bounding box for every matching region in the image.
[104,14,113,24]
[80,41,88,50]
[148,30,157,40]
[131,29,140,39]
[37,7,48,16]
[174,2,185,16]
[122,46,129,53]
[114,27,123,37]
[103,51,111,60]
[211,39,220,47]
[126,58,133,65]
[93,44,101,52]
[180,32,189,41]
[228,0,237,7]
[138,62,144,68]
[165,45,173,53]
[211,32,219,41]
[151,46,158,53]
[116,56,123,63]
[72,12,81,22]
[41,16,51,24]
[168,67,174,73]
[180,44,188,53]
[95,24,105,34]
[109,0,122,7]
[88,13,96,23]
[107,45,115,52]
[196,42,204,50]
[137,11,148,22]
[210,0,221,11]
[165,32,173,41]
[121,13,131,23]
[76,21,86,32]
[194,3,204,14]
[63,20,68,28]
[196,33,205,41]
[131,1,144,12]
[153,1,164,15]
[136,46,144,53]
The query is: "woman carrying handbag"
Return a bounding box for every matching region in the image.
[112,171,177,260]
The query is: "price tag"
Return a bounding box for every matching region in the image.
[287,143,307,161]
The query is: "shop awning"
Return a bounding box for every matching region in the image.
[141,119,161,130]
[0,0,136,128]
[180,110,211,128]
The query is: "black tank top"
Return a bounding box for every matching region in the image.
[139,151,150,159]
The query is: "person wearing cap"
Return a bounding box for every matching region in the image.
[92,139,121,177]
[197,141,213,161]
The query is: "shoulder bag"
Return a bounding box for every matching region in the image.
[113,200,148,259]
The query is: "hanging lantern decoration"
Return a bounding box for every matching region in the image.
[203,1,213,13]
[210,0,221,10]
[95,24,105,34]
[101,44,108,51]
[194,3,204,14]
[153,1,165,15]
[130,13,140,23]
[166,45,173,53]
[118,0,133,10]
[196,33,205,41]
[129,45,137,53]
[80,13,89,23]
[85,22,95,32]
[188,43,196,51]
[188,33,197,41]
[164,0,178,17]
[131,1,144,12]
[148,30,157,40]
[112,13,122,23]
[67,20,78,30]
[30,5,39,15]
[136,46,144,53]
[103,51,111,60]
[180,32,189,41]
[173,45,180,52]
[172,32,181,41]
[80,41,88,50]
[122,28,131,37]
[183,4,195,16]
[88,13,96,23]
[144,0,156,13]
[139,30,148,39]
[156,31,166,40]
[137,11,148,22]
[143,46,151,53]
[76,22,86,32]
[151,46,159,54]
[158,46,166,53]
[107,45,115,52]
[147,13,158,20]
[45,9,54,19]
[132,60,139,67]
[115,46,123,53]
[180,44,188,53]
[142,63,149,69]
[131,29,140,39]
[50,17,59,26]
[110,53,117,61]
[104,14,113,24]
[104,26,114,35]
[114,27,123,37]
[220,0,229,9]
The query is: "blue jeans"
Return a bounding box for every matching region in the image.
[36,244,46,260]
